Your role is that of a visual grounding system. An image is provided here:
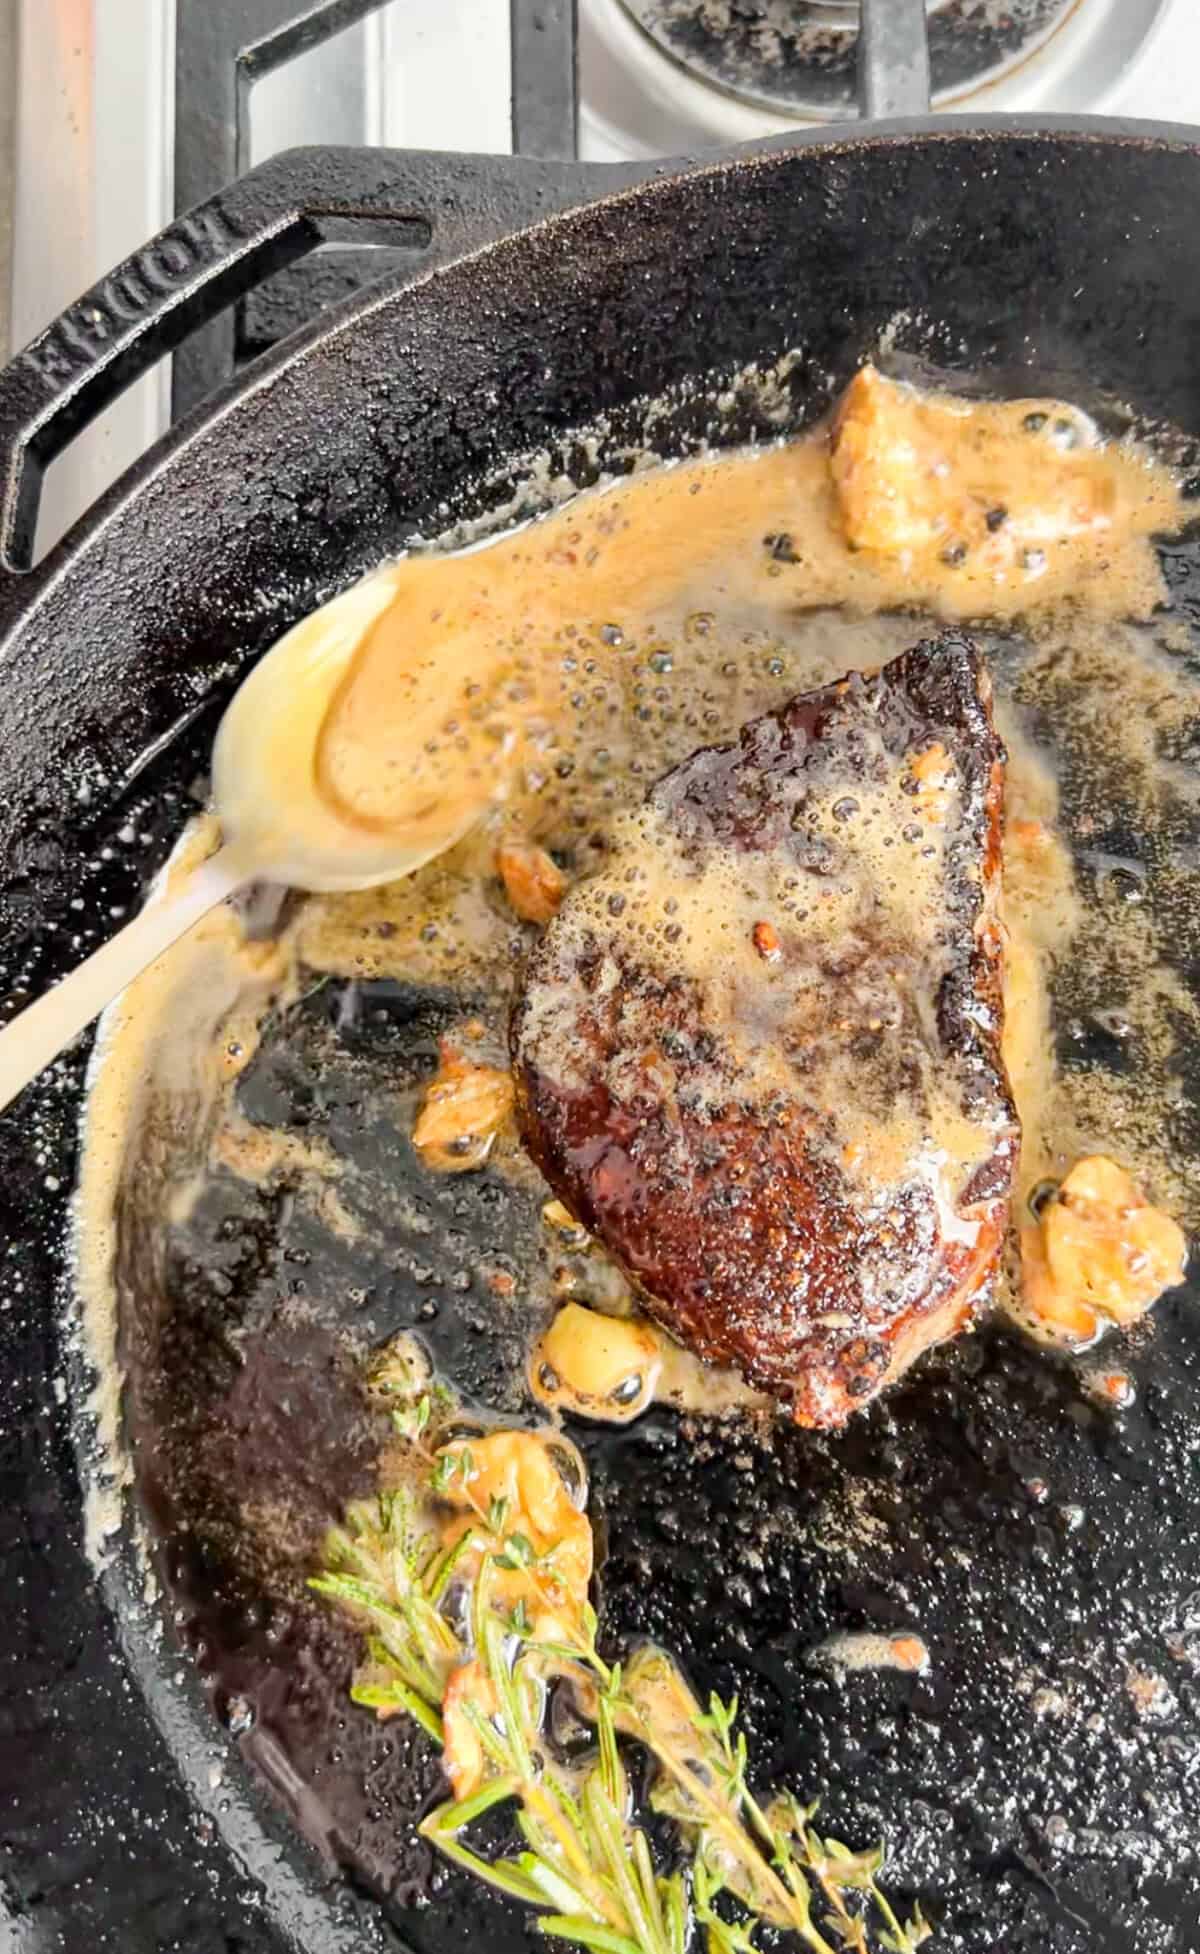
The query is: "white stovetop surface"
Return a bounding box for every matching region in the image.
[7,0,1199,557]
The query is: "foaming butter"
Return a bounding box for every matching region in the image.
[75,363,1196,1473]
[267,365,1180,879]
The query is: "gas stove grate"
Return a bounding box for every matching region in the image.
[172,0,580,419]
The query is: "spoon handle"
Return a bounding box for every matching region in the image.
[0,846,247,1118]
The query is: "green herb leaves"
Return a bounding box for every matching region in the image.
[310,1415,930,1954]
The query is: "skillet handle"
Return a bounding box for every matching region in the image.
[858,0,932,119]
[0,143,627,584]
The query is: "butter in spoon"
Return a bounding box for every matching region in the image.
[0,560,517,1117]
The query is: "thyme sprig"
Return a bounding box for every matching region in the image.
[310,1388,930,1954]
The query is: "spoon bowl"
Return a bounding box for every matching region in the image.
[213,567,491,893]
[0,564,499,1115]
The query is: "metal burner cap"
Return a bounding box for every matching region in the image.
[618,0,1085,117]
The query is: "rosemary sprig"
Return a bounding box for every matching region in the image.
[422,1554,689,1954]
[309,1389,930,1954]
[623,1655,931,1952]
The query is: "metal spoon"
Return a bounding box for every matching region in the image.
[0,571,491,1116]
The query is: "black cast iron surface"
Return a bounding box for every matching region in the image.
[3,125,1200,1951]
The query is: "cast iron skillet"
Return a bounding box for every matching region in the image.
[3,106,1200,1954]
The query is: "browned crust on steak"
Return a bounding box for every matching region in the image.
[512,632,1018,1427]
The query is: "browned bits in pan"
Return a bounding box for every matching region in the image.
[412,1039,515,1173]
[496,837,569,924]
[752,920,782,961]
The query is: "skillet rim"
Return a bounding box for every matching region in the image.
[2,112,1200,649]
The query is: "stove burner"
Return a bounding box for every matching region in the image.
[618,0,1084,116]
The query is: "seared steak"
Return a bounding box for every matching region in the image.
[512,632,1018,1427]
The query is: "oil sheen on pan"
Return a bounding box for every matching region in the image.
[73,364,1200,1953]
